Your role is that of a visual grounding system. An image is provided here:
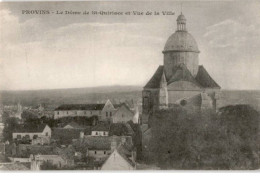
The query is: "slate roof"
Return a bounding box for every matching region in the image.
[195,65,221,88]
[13,124,48,133]
[144,66,164,89]
[144,65,220,89]
[55,104,105,111]
[168,64,201,87]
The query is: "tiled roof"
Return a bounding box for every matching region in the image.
[195,65,221,88]
[92,123,110,132]
[13,124,48,133]
[144,66,164,89]
[55,104,105,111]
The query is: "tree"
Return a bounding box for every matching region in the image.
[147,105,260,170]
[3,117,20,142]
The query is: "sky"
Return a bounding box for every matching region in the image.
[0,1,260,90]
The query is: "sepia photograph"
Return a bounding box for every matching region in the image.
[0,0,260,171]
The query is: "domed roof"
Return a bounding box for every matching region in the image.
[163,31,199,53]
[177,13,186,21]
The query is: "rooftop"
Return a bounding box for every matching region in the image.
[55,104,105,111]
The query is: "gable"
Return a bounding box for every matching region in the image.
[114,105,134,117]
[102,100,115,111]
[167,80,201,91]
[101,150,134,170]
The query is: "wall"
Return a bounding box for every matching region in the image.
[88,150,110,161]
[91,131,109,136]
[112,106,134,123]
[54,110,101,119]
[164,51,199,80]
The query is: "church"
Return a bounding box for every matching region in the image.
[142,13,221,124]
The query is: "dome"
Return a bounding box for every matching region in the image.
[177,13,186,21]
[163,31,199,53]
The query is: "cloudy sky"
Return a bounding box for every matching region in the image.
[0,1,260,90]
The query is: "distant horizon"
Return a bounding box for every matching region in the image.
[1,84,260,92]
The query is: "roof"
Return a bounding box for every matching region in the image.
[144,65,220,89]
[113,103,134,116]
[167,64,201,87]
[115,144,135,167]
[177,13,186,21]
[195,65,221,88]
[109,123,134,136]
[13,124,48,133]
[144,66,164,89]
[163,31,199,53]
[73,135,133,151]
[55,104,105,111]
[63,122,86,129]
[92,123,110,132]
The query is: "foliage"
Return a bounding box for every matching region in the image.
[3,117,20,142]
[147,105,259,170]
[40,161,58,170]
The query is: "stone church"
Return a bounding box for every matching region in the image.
[142,13,221,124]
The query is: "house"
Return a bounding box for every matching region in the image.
[101,144,136,170]
[54,100,116,122]
[112,103,134,123]
[12,124,51,145]
[91,123,110,136]
[73,135,134,164]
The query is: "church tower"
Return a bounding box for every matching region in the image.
[163,13,200,80]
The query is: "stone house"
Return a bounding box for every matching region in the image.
[54,100,117,122]
[112,103,134,123]
[12,124,51,145]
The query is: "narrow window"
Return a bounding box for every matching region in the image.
[106,112,108,117]
[110,112,112,117]
[46,132,48,136]
[104,151,106,154]
[95,151,97,154]
[96,132,98,135]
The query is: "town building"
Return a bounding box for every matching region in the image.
[112,103,135,123]
[142,13,221,124]
[54,100,116,121]
[73,134,134,165]
[12,124,51,145]
[91,123,110,136]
